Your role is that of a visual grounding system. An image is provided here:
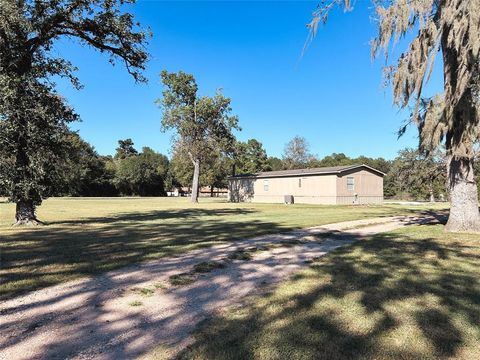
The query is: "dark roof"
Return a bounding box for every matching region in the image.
[229,164,385,179]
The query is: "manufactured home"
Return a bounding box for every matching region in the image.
[228,164,384,205]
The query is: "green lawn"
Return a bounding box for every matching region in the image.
[180,225,480,360]
[0,197,445,300]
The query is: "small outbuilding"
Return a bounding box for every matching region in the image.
[228,164,385,205]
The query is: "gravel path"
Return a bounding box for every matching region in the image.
[0,215,438,360]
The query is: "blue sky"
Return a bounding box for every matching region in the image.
[57,0,443,160]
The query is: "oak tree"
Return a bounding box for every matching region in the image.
[0,0,149,224]
[308,0,480,231]
[158,70,239,203]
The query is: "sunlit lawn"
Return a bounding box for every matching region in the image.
[0,197,446,300]
[180,225,480,360]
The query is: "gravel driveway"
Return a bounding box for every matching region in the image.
[0,215,437,360]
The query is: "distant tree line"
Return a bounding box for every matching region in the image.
[49,135,169,197]
[4,130,460,203]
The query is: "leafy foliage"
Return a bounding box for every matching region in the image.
[58,137,169,197]
[169,140,232,191]
[60,132,117,196]
[235,139,270,174]
[169,143,195,190]
[385,148,446,201]
[282,136,314,170]
[158,70,239,201]
[201,150,232,191]
[0,0,149,221]
[114,147,169,196]
[311,153,391,175]
[0,77,77,207]
[267,156,284,171]
[115,138,138,159]
[159,70,239,163]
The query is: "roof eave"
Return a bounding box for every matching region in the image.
[228,164,386,180]
[255,171,341,179]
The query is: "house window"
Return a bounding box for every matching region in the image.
[263,179,269,192]
[298,178,302,188]
[347,177,355,191]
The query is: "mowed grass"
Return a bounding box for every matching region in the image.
[179,225,480,360]
[0,197,446,299]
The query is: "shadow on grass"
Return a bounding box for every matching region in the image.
[0,210,359,359]
[0,207,448,301]
[46,207,256,225]
[1,207,473,360]
[0,207,289,300]
[179,228,480,360]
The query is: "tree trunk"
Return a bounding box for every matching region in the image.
[445,155,480,232]
[191,158,200,203]
[13,131,42,225]
[441,27,480,232]
[14,199,41,226]
[210,185,214,197]
[428,183,435,202]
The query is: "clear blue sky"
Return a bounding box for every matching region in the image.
[57,0,443,160]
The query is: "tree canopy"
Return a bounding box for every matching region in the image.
[60,132,117,197]
[115,138,138,159]
[282,136,314,170]
[385,148,446,201]
[115,146,169,196]
[158,70,239,203]
[0,0,149,224]
[235,139,270,174]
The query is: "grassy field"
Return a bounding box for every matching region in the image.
[0,197,445,300]
[180,225,480,360]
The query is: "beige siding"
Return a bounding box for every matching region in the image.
[252,175,337,204]
[229,166,384,205]
[336,169,384,204]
